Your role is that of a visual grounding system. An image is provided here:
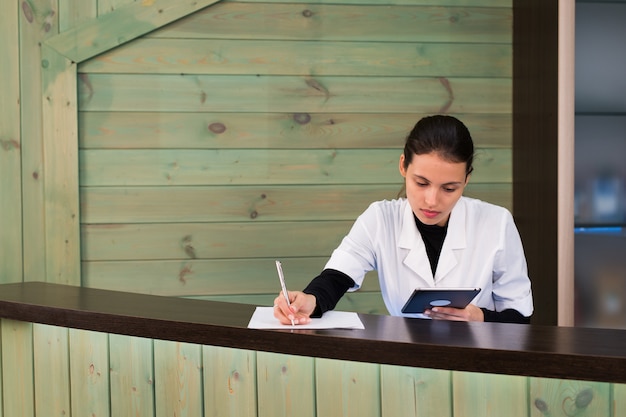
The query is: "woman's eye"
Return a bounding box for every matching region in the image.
[443,188,457,193]
[416,182,428,187]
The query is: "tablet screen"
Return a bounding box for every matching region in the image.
[401,287,481,314]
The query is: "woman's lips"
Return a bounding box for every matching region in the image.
[421,209,440,219]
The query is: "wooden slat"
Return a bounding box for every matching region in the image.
[98,0,137,15]
[58,0,97,31]
[453,372,527,417]
[154,340,203,416]
[69,329,110,417]
[232,0,511,5]
[0,0,22,283]
[0,320,34,417]
[45,0,224,63]
[41,45,81,284]
[153,3,511,43]
[616,383,626,417]
[78,148,510,186]
[381,365,452,417]
[19,0,59,283]
[81,258,382,295]
[33,324,71,416]
[81,221,353,261]
[203,346,257,417]
[315,358,381,417]
[256,352,315,417]
[79,38,511,77]
[78,112,512,149]
[79,184,511,224]
[529,378,610,417]
[77,73,512,114]
[109,334,155,417]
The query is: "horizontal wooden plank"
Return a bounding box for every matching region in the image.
[79,148,510,186]
[81,221,353,261]
[78,38,511,77]
[152,3,511,44]
[78,112,512,150]
[230,0,510,6]
[80,184,512,224]
[77,74,512,113]
[81,257,382,295]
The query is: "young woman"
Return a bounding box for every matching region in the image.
[274,115,533,324]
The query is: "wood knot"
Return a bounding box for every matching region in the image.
[208,122,226,134]
[302,9,314,18]
[575,388,593,408]
[293,113,311,125]
[534,398,548,413]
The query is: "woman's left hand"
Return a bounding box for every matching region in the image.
[424,303,484,321]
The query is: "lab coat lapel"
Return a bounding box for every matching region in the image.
[398,202,435,284]
[434,199,467,283]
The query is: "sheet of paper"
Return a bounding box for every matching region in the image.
[247,306,365,330]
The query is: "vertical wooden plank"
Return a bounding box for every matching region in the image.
[381,365,452,417]
[529,378,610,417]
[315,358,380,417]
[154,340,203,417]
[33,324,71,416]
[256,352,315,417]
[615,383,626,416]
[98,0,138,15]
[453,372,528,417]
[0,0,22,283]
[0,320,34,417]
[110,334,155,417]
[69,329,110,417]
[19,0,59,284]
[203,345,257,417]
[40,44,81,285]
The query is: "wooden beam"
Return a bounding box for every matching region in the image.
[45,0,223,63]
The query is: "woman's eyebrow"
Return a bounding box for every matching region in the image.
[413,174,463,186]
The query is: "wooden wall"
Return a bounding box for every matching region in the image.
[76,0,514,311]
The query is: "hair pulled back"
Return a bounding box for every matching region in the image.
[402,115,475,176]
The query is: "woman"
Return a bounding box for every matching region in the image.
[274,115,533,324]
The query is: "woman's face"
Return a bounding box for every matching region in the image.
[399,152,469,226]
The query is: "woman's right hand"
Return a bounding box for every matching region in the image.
[273,291,317,325]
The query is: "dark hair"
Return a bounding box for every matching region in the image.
[402,115,475,176]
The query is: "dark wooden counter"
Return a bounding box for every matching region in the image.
[0,282,624,383]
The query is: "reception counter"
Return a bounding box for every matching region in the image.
[0,281,624,384]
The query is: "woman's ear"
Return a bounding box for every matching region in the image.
[398,154,407,177]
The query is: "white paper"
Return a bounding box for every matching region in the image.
[247,307,364,330]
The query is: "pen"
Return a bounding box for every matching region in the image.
[275,260,295,326]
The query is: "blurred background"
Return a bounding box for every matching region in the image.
[574,0,626,329]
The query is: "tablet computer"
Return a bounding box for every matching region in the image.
[401,287,481,314]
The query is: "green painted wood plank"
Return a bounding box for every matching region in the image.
[256,352,315,417]
[81,258,382,295]
[78,112,512,149]
[80,220,352,261]
[78,149,510,186]
[41,45,81,284]
[59,0,97,31]
[98,0,137,15]
[109,334,155,417]
[529,378,611,417]
[45,0,224,63]
[1,320,34,417]
[19,0,59,283]
[381,365,452,417]
[616,383,626,417]
[33,324,71,416]
[69,329,110,416]
[79,184,511,224]
[203,346,257,417]
[231,0,510,6]
[152,3,511,43]
[315,358,381,417]
[154,340,203,417]
[0,0,22,283]
[77,74,512,114]
[79,38,511,77]
[453,372,527,417]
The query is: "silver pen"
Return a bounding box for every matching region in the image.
[275,260,295,326]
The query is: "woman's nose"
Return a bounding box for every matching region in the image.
[425,188,438,206]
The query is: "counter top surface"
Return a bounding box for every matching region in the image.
[0,282,624,383]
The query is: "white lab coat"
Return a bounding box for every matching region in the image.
[324,197,534,318]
